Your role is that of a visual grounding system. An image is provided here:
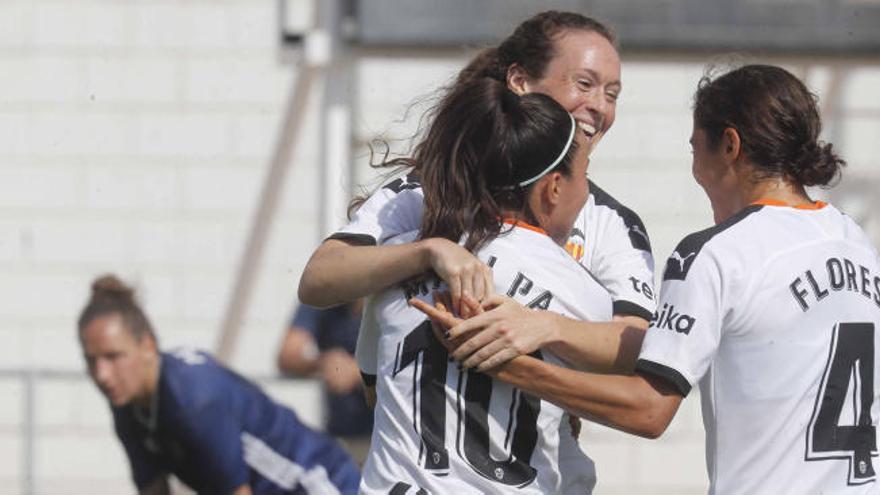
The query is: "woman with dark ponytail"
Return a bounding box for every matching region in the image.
[300,10,655,327]
[78,274,361,494]
[314,15,655,483]
[419,64,880,494]
[416,77,589,251]
[359,76,613,493]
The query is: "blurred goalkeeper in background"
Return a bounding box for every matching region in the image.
[77,274,360,495]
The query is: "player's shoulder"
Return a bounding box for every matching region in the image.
[160,349,227,412]
[381,171,422,194]
[586,180,651,252]
[485,225,569,263]
[332,172,424,246]
[662,204,765,281]
[821,203,875,246]
[487,226,611,313]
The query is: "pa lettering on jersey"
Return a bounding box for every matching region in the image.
[506,271,553,310]
[651,303,696,335]
[789,256,880,312]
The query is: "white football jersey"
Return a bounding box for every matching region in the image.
[332,174,655,319]
[360,225,613,494]
[636,201,880,494]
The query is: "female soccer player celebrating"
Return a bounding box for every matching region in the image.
[360,76,612,493]
[299,11,655,330]
[421,64,880,494]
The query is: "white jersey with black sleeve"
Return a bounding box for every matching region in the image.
[635,201,880,494]
[360,224,613,494]
[331,174,655,319]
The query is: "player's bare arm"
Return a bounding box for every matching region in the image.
[415,299,675,437]
[414,294,646,373]
[298,238,493,315]
[276,327,320,375]
[491,355,682,438]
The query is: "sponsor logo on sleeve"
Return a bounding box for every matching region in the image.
[629,276,655,301]
[651,303,696,335]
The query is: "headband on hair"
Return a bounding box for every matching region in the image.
[517,113,577,187]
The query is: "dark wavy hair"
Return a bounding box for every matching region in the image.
[78,274,157,344]
[414,77,578,252]
[693,64,845,187]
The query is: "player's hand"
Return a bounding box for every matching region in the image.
[445,294,558,371]
[409,292,469,354]
[424,238,494,318]
[319,349,362,394]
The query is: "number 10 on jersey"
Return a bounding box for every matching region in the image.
[393,321,541,487]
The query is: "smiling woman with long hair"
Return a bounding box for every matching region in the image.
[358,74,614,493]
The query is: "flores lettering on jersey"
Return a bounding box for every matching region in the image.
[789,256,880,312]
[589,181,652,252]
[651,303,696,334]
[663,205,763,281]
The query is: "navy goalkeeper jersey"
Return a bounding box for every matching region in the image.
[112,349,360,494]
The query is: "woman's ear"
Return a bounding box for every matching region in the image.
[506,64,531,96]
[721,127,742,163]
[542,172,565,206]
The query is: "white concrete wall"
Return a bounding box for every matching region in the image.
[1,1,878,494]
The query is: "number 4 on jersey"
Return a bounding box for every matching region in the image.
[806,322,877,485]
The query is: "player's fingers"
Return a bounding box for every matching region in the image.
[428,319,455,353]
[470,273,485,311]
[480,293,511,311]
[480,264,495,302]
[452,322,502,362]
[409,298,459,330]
[459,288,474,321]
[447,277,463,317]
[459,265,479,318]
[446,313,493,340]
[461,293,484,316]
[475,348,519,372]
[461,339,506,369]
[434,290,453,314]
